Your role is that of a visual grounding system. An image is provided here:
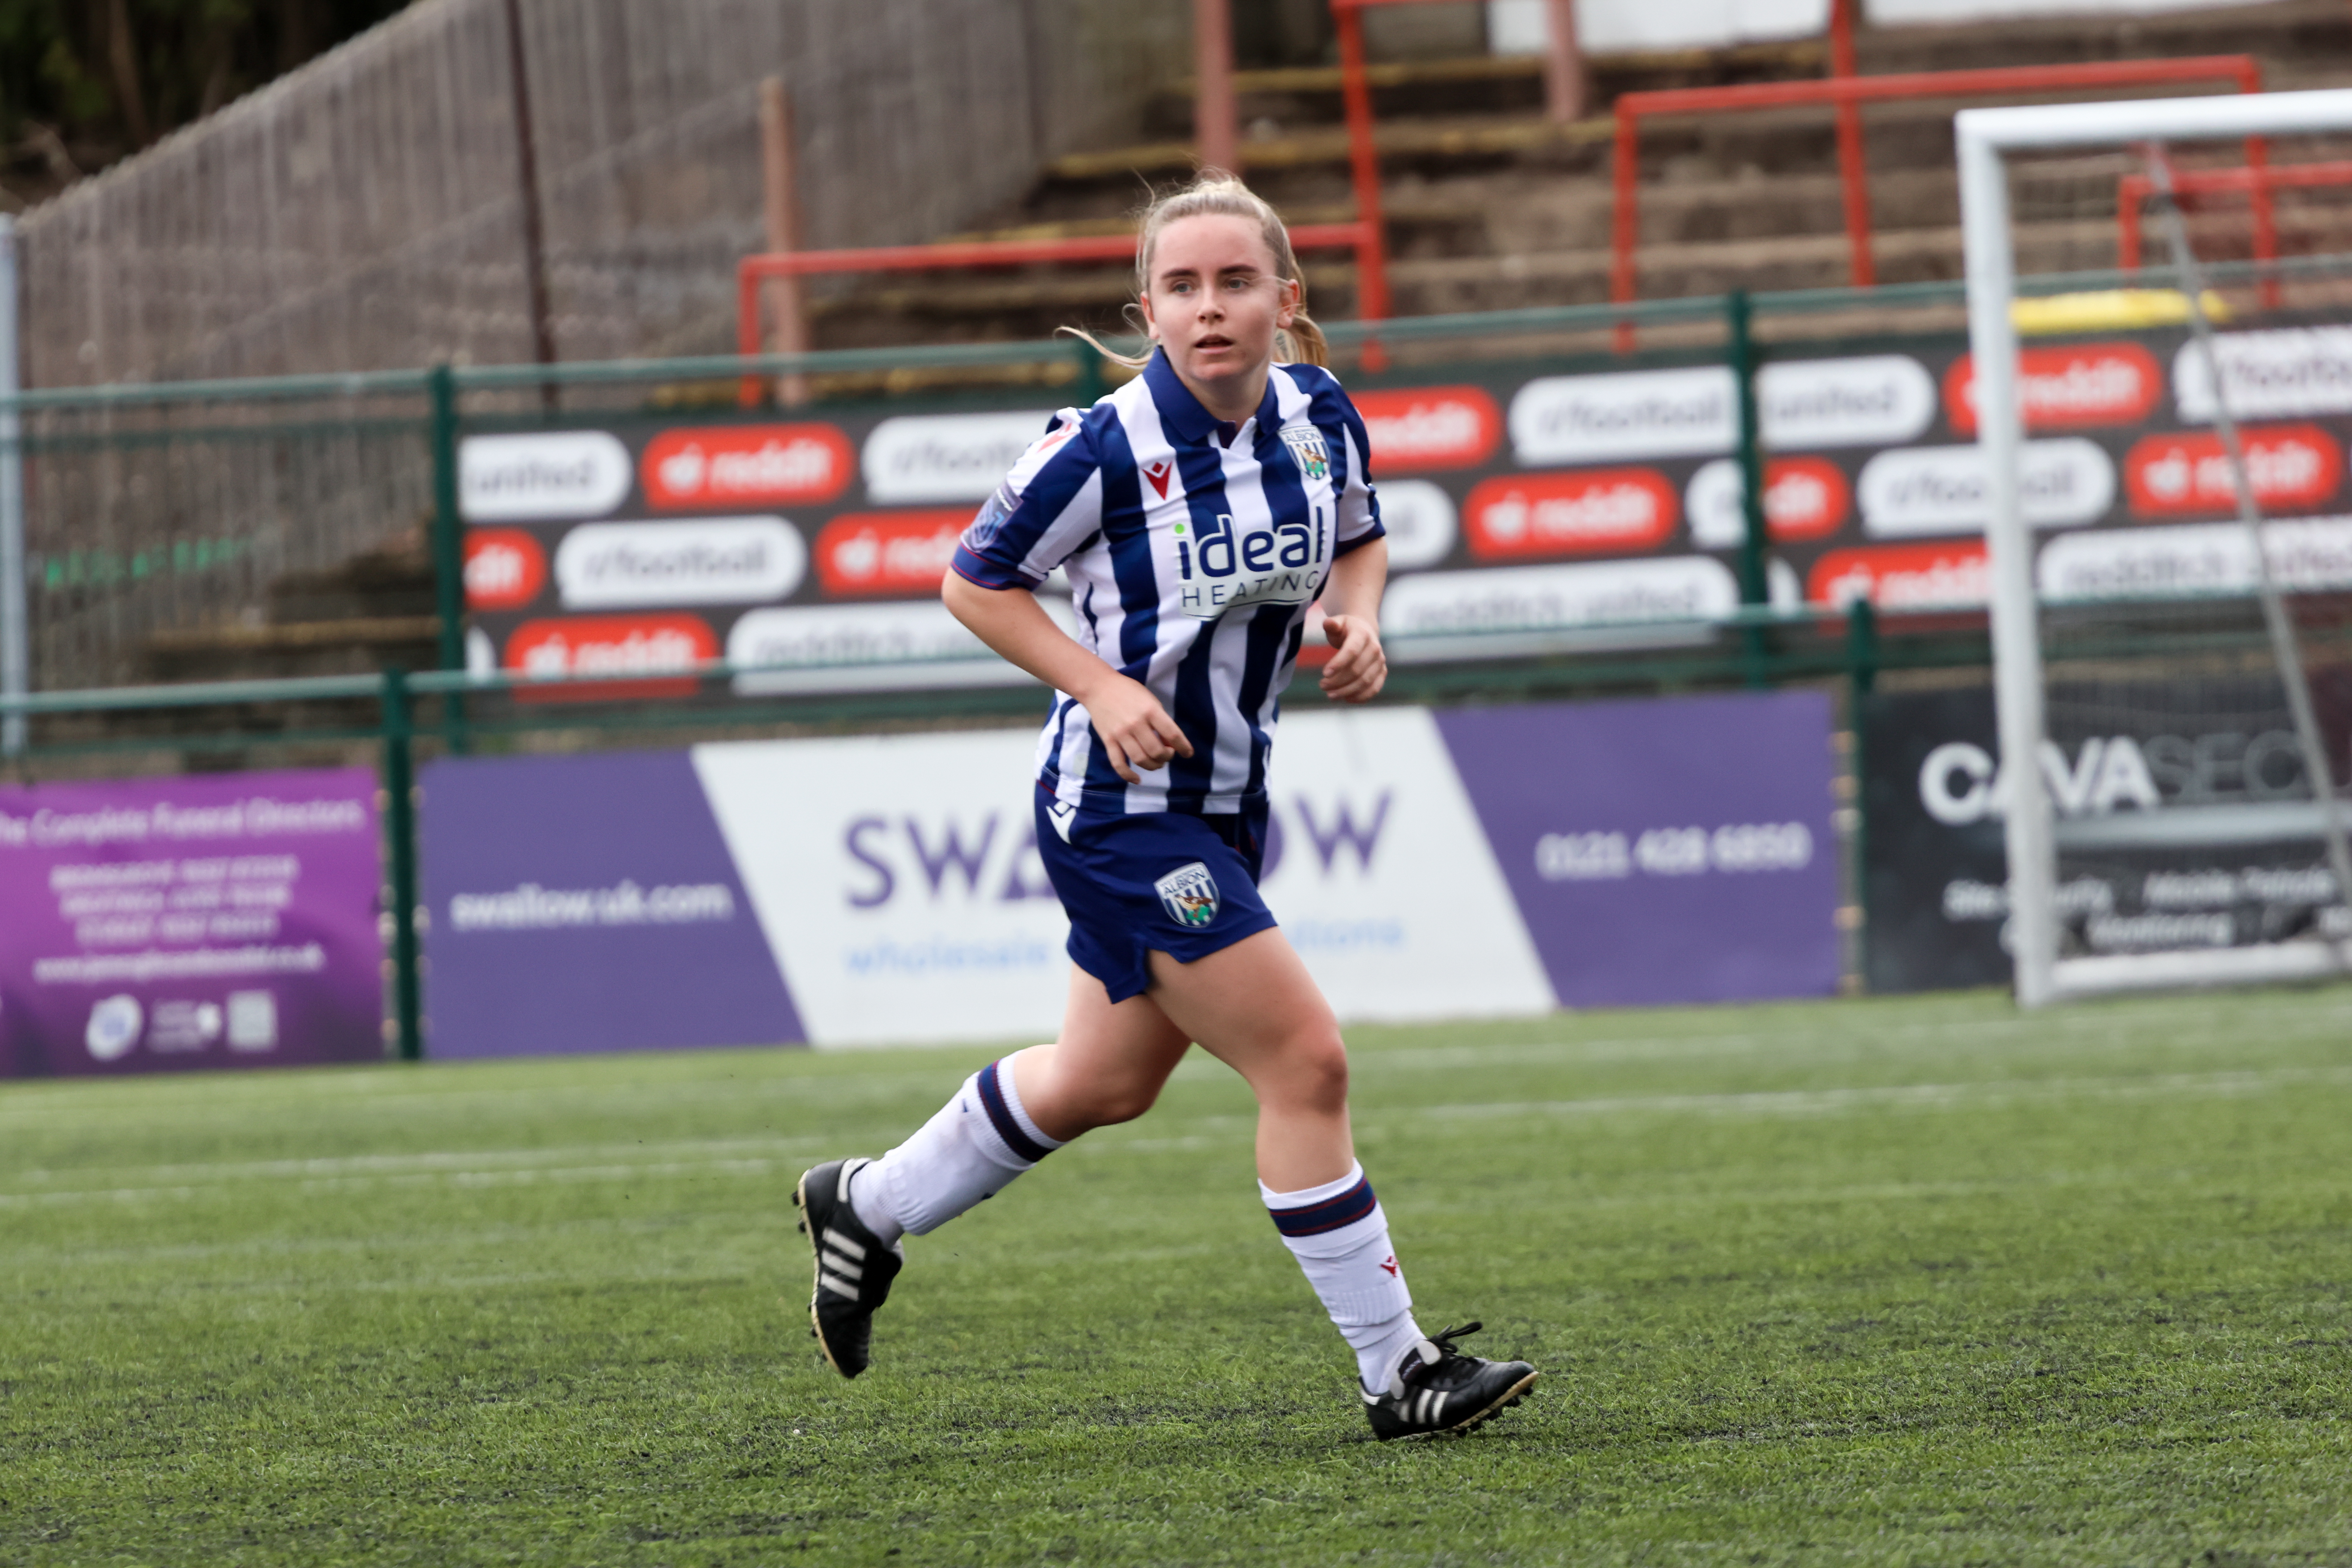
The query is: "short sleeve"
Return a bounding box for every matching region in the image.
[950,409,1108,590]
[1310,373,1385,559]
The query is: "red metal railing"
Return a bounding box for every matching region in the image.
[1327,0,1586,328]
[1196,0,1239,177]
[2117,159,2349,284]
[734,225,1380,405]
[1612,55,2269,338]
[1827,0,1866,283]
[1329,0,1395,322]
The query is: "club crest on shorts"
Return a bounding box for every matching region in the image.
[1154,861,1220,928]
[1280,423,1330,482]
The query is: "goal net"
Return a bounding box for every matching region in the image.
[1960,88,2352,1006]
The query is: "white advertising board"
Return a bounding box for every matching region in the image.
[1858,438,2114,537]
[2173,327,2352,425]
[687,711,1558,1046]
[460,432,634,523]
[2037,515,2352,601]
[862,411,1059,504]
[554,517,807,609]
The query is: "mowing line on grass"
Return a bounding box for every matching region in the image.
[10,991,2349,1134]
[6,1132,838,1187]
[1404,1064,2352,1123]
[13,1060,2346,1211]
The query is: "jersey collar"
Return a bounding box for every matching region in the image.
[1143,347,1282,449]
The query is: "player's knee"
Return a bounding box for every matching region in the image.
[1284,1026,1350,1114]
[1068,1076,1162,1129]
[1094,1079,1164,1126]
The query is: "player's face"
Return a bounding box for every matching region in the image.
[1139,214,1299,413]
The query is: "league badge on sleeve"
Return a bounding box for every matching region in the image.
[963,481,1018,550]
[1154,862,1221,928]
[1279,423,1330,482]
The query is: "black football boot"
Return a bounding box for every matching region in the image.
[793,1157,904,1379]
[1363,1322,1539,1440]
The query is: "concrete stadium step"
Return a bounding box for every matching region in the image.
[1849,0,2351,77]
[140,527,438,686]
[1136,39,1835,141]
[802,0,2352,353]
[812,175,2352,346]
[1394,201,2352,315]
[1043,112,1610,185]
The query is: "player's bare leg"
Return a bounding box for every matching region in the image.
[803,938,1534,1430]
[1141,928,1538,1435]
[797,968,1188,1379]
[1141,927,1353,1190]
[1010,968,1195,1140]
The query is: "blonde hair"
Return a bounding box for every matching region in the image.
[1062,170,1330,372]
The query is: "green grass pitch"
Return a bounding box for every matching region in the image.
[6,986,2352,1566]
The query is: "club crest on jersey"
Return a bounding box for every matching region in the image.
[1154,861,1220,928]
[1280,423,1330,482]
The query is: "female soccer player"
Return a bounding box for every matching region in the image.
[795,174,1538,1440]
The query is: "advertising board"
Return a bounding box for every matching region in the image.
[420,692,1840,1054]
[1439,690,1842,1008]
[1861,682,2352,993]
[418,751,802,1058]
[456,318,2352,691]
[0,769,383,1077]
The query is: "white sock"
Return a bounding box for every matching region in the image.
[1262,1162,1423,1393]
[851,1051,1063,1242]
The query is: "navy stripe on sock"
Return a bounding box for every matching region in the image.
[976,1060,1052,1164]
[1266,1175,1377,1237]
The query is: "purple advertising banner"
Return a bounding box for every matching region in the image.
[419,751,804,1058]
[415,694,1839,1056]
[0,769,384,1077]
[1435,691,1842,1007]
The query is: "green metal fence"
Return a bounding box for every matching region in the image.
[11,253,2352,1053]
[14,257,2328,710]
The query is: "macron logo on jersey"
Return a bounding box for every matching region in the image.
[1144,459,1174,498]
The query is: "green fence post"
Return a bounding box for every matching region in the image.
[1844,595,1878,990]
[381,667,424,1062]
[1845,594,1878,698]
[1071,338,1106,406]
[1725,290,1772,687]
[427,364,470,754]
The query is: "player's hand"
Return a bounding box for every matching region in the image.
[1319,614,1387,704]
[1083,672,1194,784]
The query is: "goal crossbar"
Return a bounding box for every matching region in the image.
[1956,88,2352,1007]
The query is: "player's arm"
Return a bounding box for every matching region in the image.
[941,573,1192,785]
[1317,535,1387,704]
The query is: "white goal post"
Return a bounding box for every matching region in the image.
[1958,88,2352,1008]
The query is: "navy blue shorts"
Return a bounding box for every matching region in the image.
[1035,787,1279,1005]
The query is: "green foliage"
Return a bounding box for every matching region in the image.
[0,0,409,187]
[4,987,2351,1564]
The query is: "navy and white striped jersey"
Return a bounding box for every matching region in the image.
[952,349,1384,816]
